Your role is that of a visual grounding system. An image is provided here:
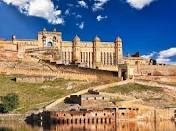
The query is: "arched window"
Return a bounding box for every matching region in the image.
[53,36,57,41]
[47,41,53,47]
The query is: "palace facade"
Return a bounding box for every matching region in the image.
[11,28,123,69]
[2,29,170,80]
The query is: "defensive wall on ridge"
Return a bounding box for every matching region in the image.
[133,65,176,76]
[0,64,119,82]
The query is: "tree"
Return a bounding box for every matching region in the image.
[0,93,19,113]
[0,103,5,113]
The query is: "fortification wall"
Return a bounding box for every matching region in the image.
[55,64,118,75]
[16,76,57,83]
[0,68,98,81]
[0,114,25,121]
[134,65,176,76]
[0,43,18,61]
[135,76,176,84]
[137,108,176,121]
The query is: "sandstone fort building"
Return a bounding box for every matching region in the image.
[0,29,175,80]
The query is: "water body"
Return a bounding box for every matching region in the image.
[0,121,176,131]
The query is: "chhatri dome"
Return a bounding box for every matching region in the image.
[115,36,122,42]
[93,35,101,42]
[73,35,80,42]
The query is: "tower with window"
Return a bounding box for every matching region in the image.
[114,36,123,65]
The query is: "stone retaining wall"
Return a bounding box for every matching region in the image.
[135,76,176,84]
[134,65,176,76]
[16,76,57,83]
[0,64,120,82]
[0,114,26,121]
[0,68,98,81]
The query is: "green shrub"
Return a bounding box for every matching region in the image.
[0,93,19,113]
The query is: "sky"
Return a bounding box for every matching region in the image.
[0,0,176,64]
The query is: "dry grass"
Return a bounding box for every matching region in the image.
[0,75,101,113]
[102,83,163,94]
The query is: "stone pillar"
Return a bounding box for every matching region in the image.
[110,53,112,65]
[104,52,106,65]
[85,52,87,66]
[68,52,70,62]
[107,52,110,65]
[88,52,90,67]
[83,52,85,62]
[92,36,101,68]
[90,52,92,67]
[102,52,104,65]
[65,52,67,62]
[85,52,87,63]
[72,35,80,64]
[114,36,123,65]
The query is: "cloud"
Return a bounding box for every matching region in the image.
[156,48,176,64]
[142,48,176,65]
[65,9,70,16]
[78,0,88,8]
[76,22,84,29]
[92,0,109,11]
[96,15,107,21]
[141,52,157,59]
[158,48,176,59]
[75,14,82,18]
[126,0,156,10]
[1,0,64,24]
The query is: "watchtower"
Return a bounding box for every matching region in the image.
[93,36,101,68]
[72,35,81,63]
[114,36,123,64]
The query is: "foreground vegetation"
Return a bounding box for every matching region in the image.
[0,93,19,113]
[0,75,101,113]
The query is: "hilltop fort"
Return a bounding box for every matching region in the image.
[0,28,175,83]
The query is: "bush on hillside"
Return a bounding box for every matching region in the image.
[0,93,19,113]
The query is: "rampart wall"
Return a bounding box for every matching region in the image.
[0,68,98,81]
[16,76,57,83]
[137,108,176,121]
[0,113,25,121]
[0,64,119,82]
[134,65,176,76]
[135,76,176,84]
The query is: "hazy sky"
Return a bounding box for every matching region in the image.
[0,0,176,64]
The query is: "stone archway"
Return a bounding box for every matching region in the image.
[47,41,53,47]
[122,69,127,80]
[118,65,128,80]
